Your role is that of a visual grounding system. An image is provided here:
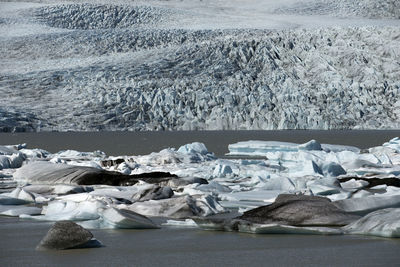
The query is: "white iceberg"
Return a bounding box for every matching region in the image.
[344,208,400,238]
[126,195,224,218]
[79,207,158,229]
[0,206,42,217]
[334,194,400,215]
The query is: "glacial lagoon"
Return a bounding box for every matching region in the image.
[1,130,400,266]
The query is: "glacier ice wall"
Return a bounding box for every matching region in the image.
[0,1,399,131]
[275,0,400,19]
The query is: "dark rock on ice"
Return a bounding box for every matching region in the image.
[37,221,102,250]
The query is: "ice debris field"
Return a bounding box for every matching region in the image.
[1,137,400,238]
[1,0,400,131]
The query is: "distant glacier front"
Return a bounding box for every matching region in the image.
[1,0,400,131]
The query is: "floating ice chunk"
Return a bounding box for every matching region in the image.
[88,183,173,203]
[384,186,400,195]
[56,192,93,202]
[238,223,342,235]
[228,140,329,157]
[261,176,296,192]
[20,148,50,159]
[133,149,183,165]
[127,194,224,218]
[304,160,323,176]
[0,206,42,216]
[14,161,122,185]
[162,219,198,227]
[369,184,387,190]
[288,160,323,177]
[0,151,25,170]
[0,146,20,155]
[325,192,351,202]
[349,165,400,176]
[116,162,132,175]
[177,142,215,161]
[18,185,53,195]
[13,161,175,186]
[321,144,360,153]
[196,181,232,194]
[212,163,233,178]
[320,162,346,177]
[340,179,369,190]
[382,137,400,153]
[3,188,35,203]
[298,140,322,151]
[178,142,208,155]
[239,194,360,226]
[334,194,400,215]
[54,150,106,160]
[343,208,400,238]
[28,200,104,221]
[53,185,91,195]
[307,178,342,196]
[351,190,373,199]
[93,207,158,229]
[0,195,31,205]
[66,161,103,169]
[228,141,298,156]
[220,190,281,207]
[0,156,10,169]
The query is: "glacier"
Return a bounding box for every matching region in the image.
[1,0,400,131]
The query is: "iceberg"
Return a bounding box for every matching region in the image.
[13,161,177,186]
[0,206,42,216]
[238,194,360,226]
[334,194,400,215]
[343,208,400,238]
[127,195,224,219]
[79,207,159,229]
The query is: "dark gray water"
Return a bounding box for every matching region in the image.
[0,217,399,267]
[1,130,400,156]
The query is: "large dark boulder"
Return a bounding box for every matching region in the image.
[37,221,102,250]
